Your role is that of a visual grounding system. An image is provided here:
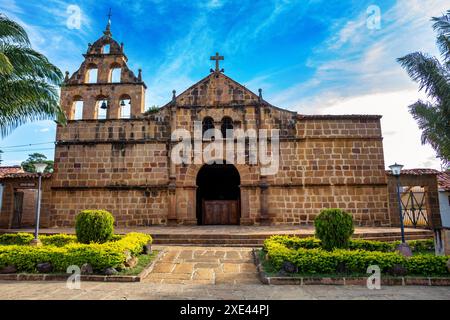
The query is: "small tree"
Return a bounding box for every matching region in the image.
[75,210,115,244]
[21,153,53,173]
[314,208,354,251]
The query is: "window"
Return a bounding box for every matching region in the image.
[86,67,98,84]
[202,117,214,136]
[221,117,233,138]
[120,96,131,119]
[73,100,84,120]
[103,44,110,54]
[110,68,121,83]
[96,99,108,119]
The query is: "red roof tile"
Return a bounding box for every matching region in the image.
[438,172,450,191]
[0,166,24,178]
[1,172,52,179]
[386,168,440,176]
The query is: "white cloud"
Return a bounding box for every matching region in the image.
[270,0,449,170]
[320,90,442,170]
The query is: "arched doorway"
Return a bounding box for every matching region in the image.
[196,163,241,225]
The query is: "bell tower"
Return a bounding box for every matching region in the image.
[60,13,146,120]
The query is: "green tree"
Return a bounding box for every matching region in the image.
[398,10,450,165]
[0,14,66,138]
[21,153,53,173]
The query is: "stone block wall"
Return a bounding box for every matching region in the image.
[49,188,168,227]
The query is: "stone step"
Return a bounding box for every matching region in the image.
[152,231,433,246]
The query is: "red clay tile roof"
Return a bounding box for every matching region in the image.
[1,172,52,179]
[386,168,440,176]
[438,172,450,191]
[0,166,24,178]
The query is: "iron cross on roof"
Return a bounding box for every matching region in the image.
[210,52,224,73]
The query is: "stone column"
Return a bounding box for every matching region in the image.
[239,186,253,225]
[83,95,96,120]
[259,176,271,225]
[167,179,177,225]
[184,186,198,225]
[434,228,450,256]
[167,92,178,224]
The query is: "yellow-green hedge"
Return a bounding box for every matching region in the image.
[0,232,152,273]
[264,235,435,253]
[264,236,449,276]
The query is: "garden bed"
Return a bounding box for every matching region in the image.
[255,236,450,286]
[0,232,159,282]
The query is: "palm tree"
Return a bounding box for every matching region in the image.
[398,10,450,165]
[0,14,66,137]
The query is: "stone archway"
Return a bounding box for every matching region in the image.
[196,163,241,225]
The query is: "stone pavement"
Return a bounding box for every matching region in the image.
[0,281,449,300]
[144,246,259,285]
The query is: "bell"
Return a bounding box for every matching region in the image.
[120,100,126,107]
[100,101,108,109]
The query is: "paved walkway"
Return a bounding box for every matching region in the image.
[0,281,448,300]
[144,246,259,285]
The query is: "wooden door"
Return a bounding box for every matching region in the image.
[203,200,239,225]
[12,191,24,228]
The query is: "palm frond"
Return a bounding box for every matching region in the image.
[0,14,30,45]
[436,34,450,62]
[0,43,63,84]
[0,78,65,137]
[432,10,450,36]
[397,52,450,104]
[0,52,13,75]
[409,100,450,163]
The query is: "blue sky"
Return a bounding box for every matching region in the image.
[0,0,448,169]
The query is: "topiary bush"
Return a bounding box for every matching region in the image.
[314,208,354,251]
[75,210,115,244]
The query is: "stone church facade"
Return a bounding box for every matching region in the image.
[46,23,390,228]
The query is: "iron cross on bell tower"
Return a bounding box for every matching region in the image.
[210,52,224,73]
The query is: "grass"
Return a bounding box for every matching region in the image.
[117,251,159,276]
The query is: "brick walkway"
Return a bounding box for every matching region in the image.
[0,281,449,300]
[144,246,259,285]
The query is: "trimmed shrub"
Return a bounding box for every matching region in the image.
[263,237,449,276]
[0,232,152,273]
[0,233,34,245]
[75,210,115,244]
[314,208,354,250]
[40,234,77,247]
[264,236,434,253]
[348,239,395,252]
[408,239,435,253]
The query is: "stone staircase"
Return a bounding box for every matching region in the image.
[0,226,433,247]
[151,229,433,247]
